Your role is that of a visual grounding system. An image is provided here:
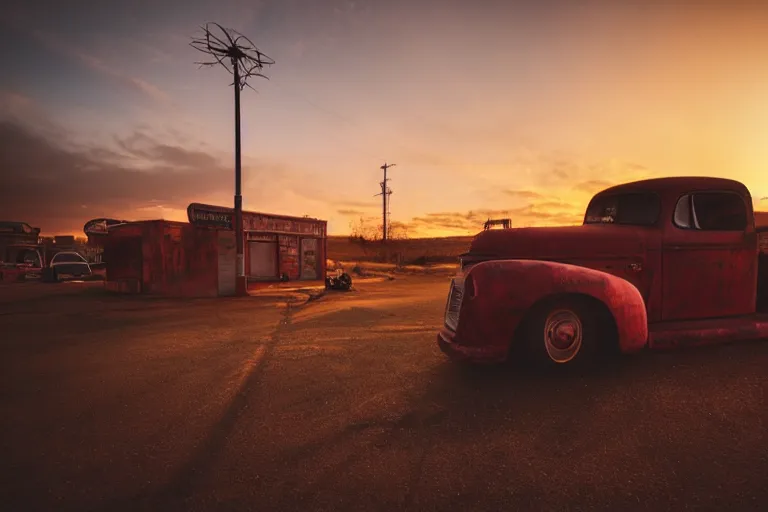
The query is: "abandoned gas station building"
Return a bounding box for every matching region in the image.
[187,203,327,281]
[96,204,327,297]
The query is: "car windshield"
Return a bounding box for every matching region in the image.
[53,253,84,263]
[584,192,660,226]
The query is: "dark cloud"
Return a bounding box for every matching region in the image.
[0,120,232,233]
[115,131,220,170]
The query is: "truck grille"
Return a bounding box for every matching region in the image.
[444,278,464,331]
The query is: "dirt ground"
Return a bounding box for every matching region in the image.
[2,276,768,511]
[327,235,472,264]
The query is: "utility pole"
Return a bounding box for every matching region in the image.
[191,23,274,296]
[374,162,395,241]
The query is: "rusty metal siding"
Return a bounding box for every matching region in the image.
[103,224,143,291]
[148,223,218,297]
[105,221,220,297]
[277,235,299,279]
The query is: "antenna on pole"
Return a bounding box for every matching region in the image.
[190,23,274,296]
[374,163,395,241]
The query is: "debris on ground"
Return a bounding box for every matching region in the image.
[325,269,353,291]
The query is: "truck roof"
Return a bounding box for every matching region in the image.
[596,176,750,198]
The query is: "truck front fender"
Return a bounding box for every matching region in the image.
[461,259,648,355]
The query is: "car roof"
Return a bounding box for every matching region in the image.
[595,176,750,198]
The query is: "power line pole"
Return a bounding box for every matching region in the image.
[374,162,395,241]
[191,23,274,296]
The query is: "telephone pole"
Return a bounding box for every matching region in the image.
[191,23,274,296]
[374,162,395,241]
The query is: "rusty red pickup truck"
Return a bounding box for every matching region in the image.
[438,176,768,366]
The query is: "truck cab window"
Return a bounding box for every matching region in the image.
[674,192,747,231]
[673,195,693,228]
[584,192,660,226]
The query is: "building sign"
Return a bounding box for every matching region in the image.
[243,215,325,237]
[247,233,278,242]
[187,204,233,229]
[188,203,326,236]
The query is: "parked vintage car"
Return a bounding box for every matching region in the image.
[0,244,44,283]
[438,176,768,366]
[46,251,93,281]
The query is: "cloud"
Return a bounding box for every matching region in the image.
[402,193,587,236]
[0,120,232,233]
[514,152,652,191]
[0,91,64,140]
[336,200,379,209]
[503,189,544,200]
[337,209,365,216]
[114,131,220,170]
[573,180,616,194]
[404,204,584,236]
[29,29,168,103]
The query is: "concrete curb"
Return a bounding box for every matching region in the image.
[251,286,327,307]
[352,270,396,280]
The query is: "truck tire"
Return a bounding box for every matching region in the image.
[521,297,604,368]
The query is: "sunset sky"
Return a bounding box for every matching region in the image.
[1,0,768,237]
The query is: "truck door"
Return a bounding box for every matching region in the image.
[662,190,757,321]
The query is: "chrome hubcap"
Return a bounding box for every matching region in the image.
[543,309,583,363]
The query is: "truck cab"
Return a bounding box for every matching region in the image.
[438,177,768,366]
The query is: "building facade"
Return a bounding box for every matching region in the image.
[188,203,327,282]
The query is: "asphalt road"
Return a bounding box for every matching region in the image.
[1,276,767,511]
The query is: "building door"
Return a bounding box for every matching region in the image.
[301,238,318,279]
[249,240,278,278]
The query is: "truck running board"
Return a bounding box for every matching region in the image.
[648,314,768,349]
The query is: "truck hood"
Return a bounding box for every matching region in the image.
[467,224,654,261]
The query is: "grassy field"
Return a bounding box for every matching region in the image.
[327,235,473,265]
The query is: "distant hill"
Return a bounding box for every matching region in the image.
[757,211,768,228]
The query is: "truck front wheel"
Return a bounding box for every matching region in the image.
[521,298,605,367]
